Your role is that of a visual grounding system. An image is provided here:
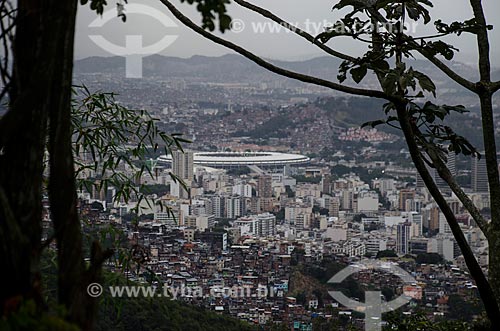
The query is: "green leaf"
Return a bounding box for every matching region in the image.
[414,71,436,97]
[350,65,368,84]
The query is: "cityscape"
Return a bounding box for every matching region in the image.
[2,1,500,330]
[67,54,497,330]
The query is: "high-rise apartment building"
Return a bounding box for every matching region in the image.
[472,156,488,192]
[258,174,273,198]
[397,222,412,255]
[171,150,194,198]
[398,189,415,211]
[416,151,456,194]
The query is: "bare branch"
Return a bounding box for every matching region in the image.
[159,0,391,101]
[395,101,500,325]
[233,0,357,63]
[493,81,500,93]
[414,45,477,92]
[468,0,500,232]
[426,147,490,236]
[470,0,491,82]
[357,1,476,92]
[0,0,15,101]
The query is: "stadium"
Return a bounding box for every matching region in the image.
[157,151,310,168]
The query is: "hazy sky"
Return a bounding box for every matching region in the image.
[75,0,500,67]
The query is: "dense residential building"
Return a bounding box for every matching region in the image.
[416,152,456,194]
[397,222,412,255]
[472,155,489,193]
[258,174,273,198]
[172,150,194,198]
[68,65,496,327]
[234,213,276,237]
[398,189,415,211]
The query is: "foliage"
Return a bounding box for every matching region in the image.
[139,184,170,197]
[381,287,395,301]
[301,260,365,301]
[295,291,307,305]
[263,321,291,331]
[38,249,255,331]
[447,294,485,322]
[416,252,444,264]
[72,86,188,213]
[179,0,232,32]
[82,0,232,31]
[353,213,367,222]
[274,208,285,221]
[157,0,500,326]
[290,248,305,266]
[323,0,484,163]
[0,300,79,331]
[284,185,295,198]
[383,311,480,331]
[96,272,255,331]
[226,167,251,176]
[293,175,322,184]
[376,250,398,259]
[313,206,329,216]
[234,115,294,139]
[331,165,388,184]
[96,290,257,331]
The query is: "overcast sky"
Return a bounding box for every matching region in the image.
[75,0,500,67]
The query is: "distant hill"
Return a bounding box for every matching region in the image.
[75,54,344,83]
[74,54,477,87]
[74,54,500,107]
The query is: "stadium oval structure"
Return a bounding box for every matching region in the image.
[157,152,310,167]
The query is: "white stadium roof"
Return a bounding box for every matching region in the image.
[157,152,309,167]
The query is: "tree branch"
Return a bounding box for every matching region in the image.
[467,1,500,232]
[233,0,357,63]
[493,81,500,93]
[415,45,477,92]
[351,2,476,92]
[424,146,490,236]
[396,101,500,327]
[470,0,491,82]
[159,0,391,101]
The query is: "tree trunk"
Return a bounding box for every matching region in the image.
[480,91,500,303]
[0,0,55,310]
[395,101,500,330]
[0,1,101,329]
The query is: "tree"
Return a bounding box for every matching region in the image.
[447,294,484,322]
[159,0,500,328]
[376,250,398,259]
[416,252,444,265]
[381,287,394,302]
[0,1,231,329]
[383,311,474,331]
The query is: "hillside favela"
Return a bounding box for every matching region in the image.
[1,1,500,331]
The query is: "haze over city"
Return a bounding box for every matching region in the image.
[75,0,500,66]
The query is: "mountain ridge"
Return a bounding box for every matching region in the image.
[74,54,487,91]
